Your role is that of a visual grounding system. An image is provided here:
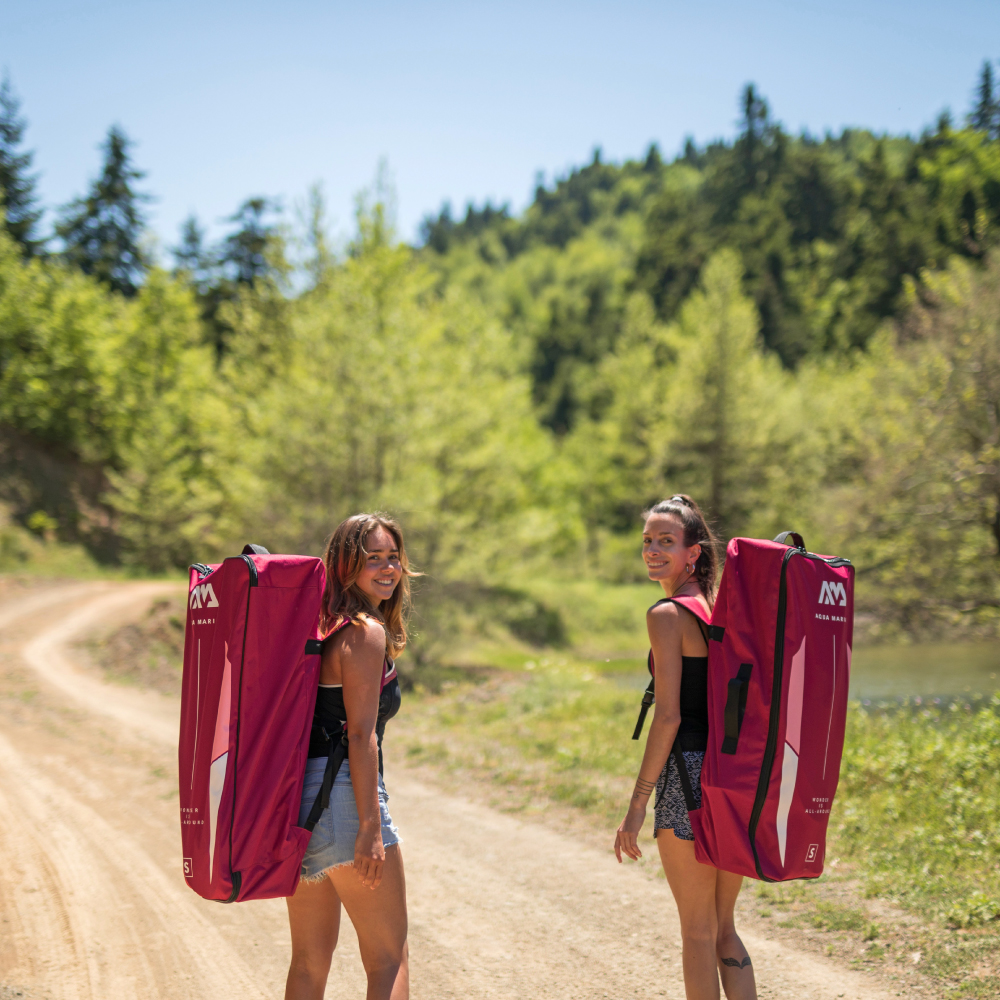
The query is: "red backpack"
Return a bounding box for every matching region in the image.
[179,544,400,902]
[633,532,854,882]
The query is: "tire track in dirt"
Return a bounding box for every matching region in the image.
[20,584,181,745]
[0,731,265,999]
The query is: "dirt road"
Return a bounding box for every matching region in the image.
[0,581,895,999]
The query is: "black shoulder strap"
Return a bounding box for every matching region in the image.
[670,742,698,812]
[632,676,656,740]
[652,741,698,813]
[302,727,349,832]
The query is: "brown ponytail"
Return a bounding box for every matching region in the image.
[643,494,720,604]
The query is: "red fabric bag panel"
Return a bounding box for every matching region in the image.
[690,537,853,881]
[178,553,326,901]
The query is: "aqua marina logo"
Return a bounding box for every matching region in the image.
[189,583,220,610]
[818,581,847,606]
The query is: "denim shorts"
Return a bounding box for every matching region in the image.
[298,757,400,881]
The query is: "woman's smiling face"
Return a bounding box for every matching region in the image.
[642,512,701,587]
[355,526,403,605]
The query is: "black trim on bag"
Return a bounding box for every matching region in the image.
[218,556,254,904]
[721,663,753,754]
[240,553,258,586]
[708,625,725,642]
[305,639,323,656]
[747,545,796,882]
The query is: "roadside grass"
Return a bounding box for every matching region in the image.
[0,518,174,580]
[0,523,113,578]
[837,698,1000,926]
[395,658,1000,998]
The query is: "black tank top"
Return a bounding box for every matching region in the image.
[676,654,709,750]
[308,659,402,773]
[648,599,710,751]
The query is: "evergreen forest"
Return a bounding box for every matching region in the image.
[3,67,1000,652]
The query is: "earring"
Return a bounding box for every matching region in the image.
[685,563,692,574]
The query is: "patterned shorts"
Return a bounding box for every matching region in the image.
[653,750,704,842]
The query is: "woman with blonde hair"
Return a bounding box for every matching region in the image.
[285,513,414,1000]
[615,495,757,1000]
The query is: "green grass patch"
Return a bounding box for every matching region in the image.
[836,697,1000,927]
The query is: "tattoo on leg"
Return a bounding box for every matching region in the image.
[720,956,752,969]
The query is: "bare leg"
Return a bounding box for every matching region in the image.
[285,874,343,1000]
[715,870,757,1000]
[658,830,721,1000]
[329,845,409,1000]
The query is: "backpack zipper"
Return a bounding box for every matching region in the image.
[217,556,257,903]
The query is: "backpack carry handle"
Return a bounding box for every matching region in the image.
[721,663,754,754]
[242,543,270,555]
[773,531,805,549]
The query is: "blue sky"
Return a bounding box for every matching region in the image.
[4,0,998,251]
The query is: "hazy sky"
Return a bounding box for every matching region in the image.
[4,0,998,250]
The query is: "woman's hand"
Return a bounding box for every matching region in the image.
[354,820,386,889]
[614,802,647,863]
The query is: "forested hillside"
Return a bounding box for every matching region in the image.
[2,70,1000,646]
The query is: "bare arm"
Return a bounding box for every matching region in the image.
[333,618,387,888]
[614,603,685,862]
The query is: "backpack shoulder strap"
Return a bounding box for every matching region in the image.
[648,595,711,644]
[304,615,354,657]
[665,594,711,626]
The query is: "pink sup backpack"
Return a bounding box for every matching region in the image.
[633,532,853,882]
[179,544,327,902]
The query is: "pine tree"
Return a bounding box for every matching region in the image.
[172,214,215,293]
[970,60,999,138]
[0,74,44,257]
[221,197,279,284]
[734,83,783,196]
[56,125,151,296]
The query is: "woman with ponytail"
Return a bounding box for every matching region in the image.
[285,514,413,1000]
[615,496,757,1000]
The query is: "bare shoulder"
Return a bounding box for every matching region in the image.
[357,614,386,646]
[343,615,386,656]
[646,600,684,639]
[327,614,384,659]
[647,600,683,625]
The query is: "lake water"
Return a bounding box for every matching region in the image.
[850,642,1000,700]
[601,642,1000,701]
